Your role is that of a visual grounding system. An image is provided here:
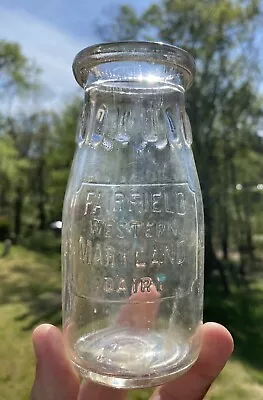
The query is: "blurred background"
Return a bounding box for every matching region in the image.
[0,0,263,399]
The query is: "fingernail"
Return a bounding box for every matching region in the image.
[32,324,52,361]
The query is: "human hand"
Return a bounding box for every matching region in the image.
[30,322,233,400]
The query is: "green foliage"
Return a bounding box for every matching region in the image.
[0,135,18,178]
[0,40,40,96]
[1,246,263,399]
[47,98,81,219]
[98,5,143,41]
[0,88,80,237]
[0,246,61,399]
[0,6,262,269]
[0,18,262,399]
[21,230,61,253]
[0,134,20,207]
[100,0,263,275]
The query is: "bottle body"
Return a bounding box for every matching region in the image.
[62,42,204,388]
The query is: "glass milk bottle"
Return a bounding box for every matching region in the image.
[62,41,204,389]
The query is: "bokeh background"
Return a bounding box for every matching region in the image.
[0,1,263,399]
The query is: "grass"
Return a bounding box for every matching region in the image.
[0,245,61,400]
[0,244,263,399]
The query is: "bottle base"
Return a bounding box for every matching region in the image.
[71,359,196,389]
[69,326,200,388]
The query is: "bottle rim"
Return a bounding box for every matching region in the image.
[72,41,196,90]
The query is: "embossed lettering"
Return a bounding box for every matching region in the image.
[116,223,125,239]
[135,249,146,268]
[105,246,115,268]
[119,252,128,268]
[76,183,196,298]
[84,192,95,215]
[177,240,185,264]
[152,193,162,213]
[104,277,114,293]
[103,277,163,294]
[140,277,153,292]
[91,219,103,237]
[93,243,102,267]
[114,192,125,212]
[157,223,166,237]
[131,221,140,238]
[79,236,92,263]
[145,222,155,238]
[177,193,186,215]
[151,247,164,268]
[168,220,178,237]
[164,192,175,214]
[105,223,113,238]
[164,244,176,264]
[117,278,128,293]
[129,193,143,214]
[131,278,139,294]
[84,192,101,215]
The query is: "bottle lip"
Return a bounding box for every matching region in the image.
[72,41,196,90]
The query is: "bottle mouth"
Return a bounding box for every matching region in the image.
[72,41,196,90]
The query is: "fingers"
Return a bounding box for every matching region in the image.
[30,322,233,400]
[117,284,161,329]
[78,285,160,398]
[30,324,126,400]
[30,324,80,400]
[150,322,234,400]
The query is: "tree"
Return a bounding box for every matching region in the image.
[47,99,81,221]
[0,97,80,240]
[99,0,263,290]
[0,109,58,239]
[0,40,45,238]
[0,40,40,98]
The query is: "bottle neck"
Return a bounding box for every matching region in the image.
[79,82,189,149]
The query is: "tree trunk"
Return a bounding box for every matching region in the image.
[38,195,46,230]
[201,150,230,295]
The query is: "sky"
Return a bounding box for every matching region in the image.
[0,0,153,112]
[1,0,263,114]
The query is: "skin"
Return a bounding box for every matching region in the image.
[30,322,233,400]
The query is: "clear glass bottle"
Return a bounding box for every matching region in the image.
[62,41,204,389]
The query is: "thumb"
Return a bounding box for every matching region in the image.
[30,324,80,400]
